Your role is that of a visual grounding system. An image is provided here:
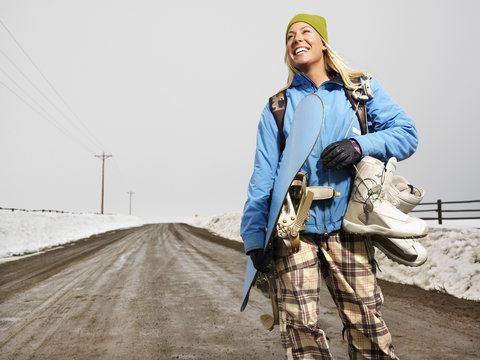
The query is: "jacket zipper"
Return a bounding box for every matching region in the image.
[312,85,327,234]
[305,76,330,237]
[312,83,329,236]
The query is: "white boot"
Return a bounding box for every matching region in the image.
[372,175,428,267]
[342,156,428,238]
[387,175,425,213]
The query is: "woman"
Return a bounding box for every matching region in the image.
[241,13,417,359]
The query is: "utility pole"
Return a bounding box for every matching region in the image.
[127,191,135,215]
[94,152,112,214]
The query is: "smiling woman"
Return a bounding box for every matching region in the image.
[240,13,420,360]
[284,15,364,91]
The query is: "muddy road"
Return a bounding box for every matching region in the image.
[0,223,479,359]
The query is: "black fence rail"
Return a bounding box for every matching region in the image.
[411,200,480,224]
[0,206,108,216]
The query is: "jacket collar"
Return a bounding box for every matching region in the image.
[291,72,344,89]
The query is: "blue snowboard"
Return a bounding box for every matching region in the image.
[241,93,325,311]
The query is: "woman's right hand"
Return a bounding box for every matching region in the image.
[248,248,270,273]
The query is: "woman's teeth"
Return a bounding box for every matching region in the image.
[295,48,308,55]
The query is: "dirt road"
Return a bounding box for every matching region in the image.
[0,223,479,359]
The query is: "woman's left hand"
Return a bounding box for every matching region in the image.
[321,139,362,169]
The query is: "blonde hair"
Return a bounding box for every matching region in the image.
[283,40,364,91]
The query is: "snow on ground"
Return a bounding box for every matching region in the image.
[0,209,144,260]
[188,213,480,302]
[190,213,243,242]
[2,208,478,302]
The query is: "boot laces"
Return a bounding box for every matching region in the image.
[352,164,387,211]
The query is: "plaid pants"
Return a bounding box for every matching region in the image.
[275,231,398,360]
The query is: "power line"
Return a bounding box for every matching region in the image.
[0,47,102,153]
[0,17,105,151]
[0,65,97,154]
[0,78,96,154]
[0,17,137,207]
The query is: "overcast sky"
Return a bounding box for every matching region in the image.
[1,0,479,222]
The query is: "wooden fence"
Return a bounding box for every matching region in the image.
[411,199,480,224]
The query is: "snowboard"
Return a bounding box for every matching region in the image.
[241,93,326,311]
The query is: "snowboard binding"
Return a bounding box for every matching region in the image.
[275,172,314,254]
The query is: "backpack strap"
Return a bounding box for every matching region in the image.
[343,73,373,135]
[269,90,287,150]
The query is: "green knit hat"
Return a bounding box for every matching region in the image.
[286,14,328,43]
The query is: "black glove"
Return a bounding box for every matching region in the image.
[321,139,362,169]
[248,248,270,273]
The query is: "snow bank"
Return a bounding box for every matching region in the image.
[0,210,144,259]
[375,228,480,301]
[188,213,480,301]
[190,213,242,242]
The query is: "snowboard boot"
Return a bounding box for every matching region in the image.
[387,175,425,213]
[342,156,428,238]
[371,175,428,267]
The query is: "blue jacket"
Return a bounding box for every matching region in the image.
[240,73,418,254]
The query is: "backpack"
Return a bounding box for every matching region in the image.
[268,73,373,150]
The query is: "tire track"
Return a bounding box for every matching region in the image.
[0,226,153,358]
